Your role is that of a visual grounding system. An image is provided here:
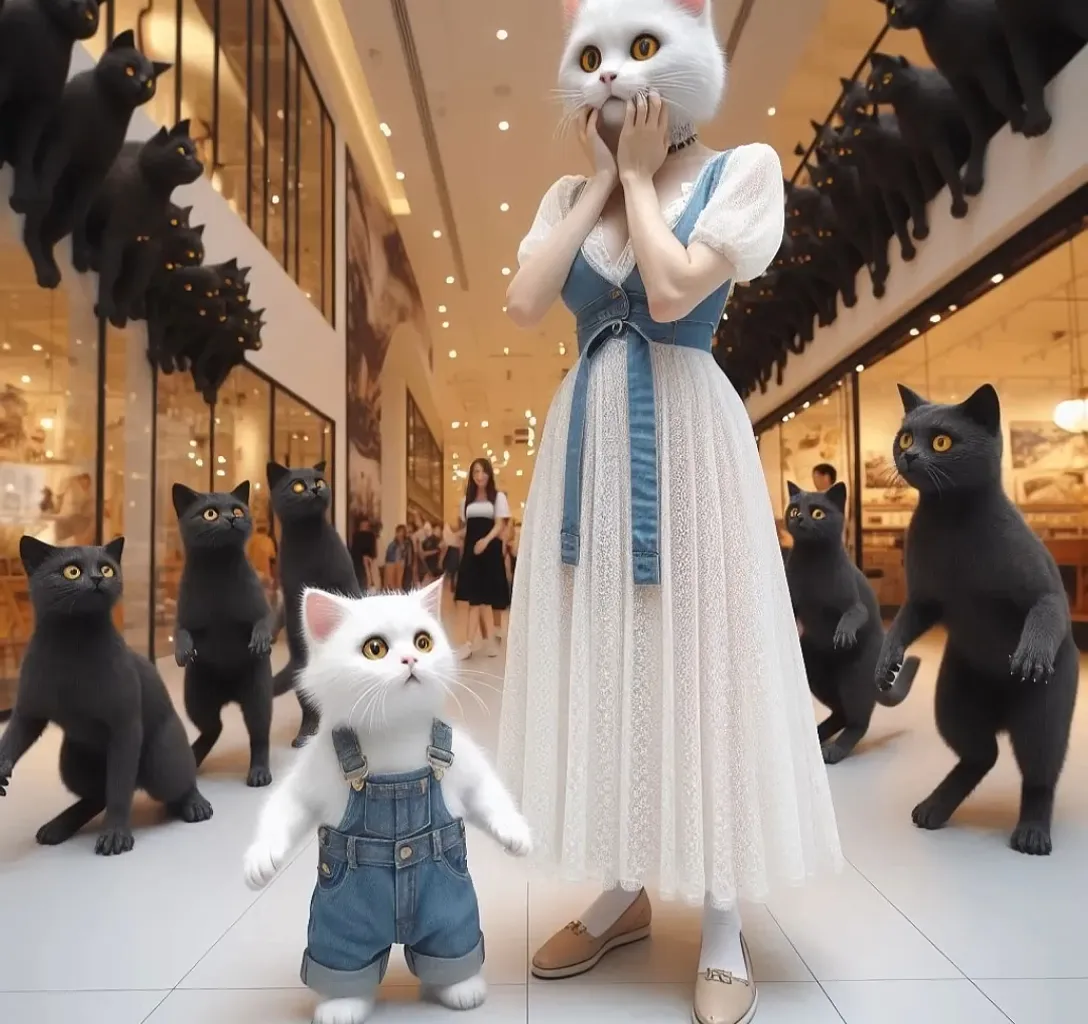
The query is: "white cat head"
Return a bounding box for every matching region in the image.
[298,581,453,734]
[557,0,726,138]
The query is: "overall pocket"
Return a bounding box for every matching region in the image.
[315,850,350,895]
[362,780,433,839]
[438,837,470,881]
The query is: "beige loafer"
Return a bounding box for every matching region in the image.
[692,933,758,1024]
[531,888,652,979]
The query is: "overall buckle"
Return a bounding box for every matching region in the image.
[344,757,369,791]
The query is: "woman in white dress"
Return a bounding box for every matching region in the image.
[498,3,841,1022]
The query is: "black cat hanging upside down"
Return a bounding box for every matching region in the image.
[878,383,1078,855]
[786,481,919,764]
[0,537,212,855]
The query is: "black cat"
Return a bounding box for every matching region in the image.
[0,536,212,855]
[995,0,1088,136]
[876,383,1078,855]
[20,29,171,289]
[867,54,973,218]
[268,460,360,747]
[147,265,226,373]
[785,482,919,764]
[881,0,1025,191]
[0,0,102,201]
[172,482,275,788]
[125,203,205,322]
[78,122,204,325]
[191,307,265,404]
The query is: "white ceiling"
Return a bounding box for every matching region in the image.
[338,0,937,515]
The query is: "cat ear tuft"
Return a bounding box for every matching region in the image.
[786,480,801,498]
[673,0,708,17]
[416,577,444,618]
[267,461,289,488]
[19,535,57,574]
[193,224,205,237]
[960,383,1001,435]
[152,61,173,78]
[172,119,191,136]
[897,383,928,414]
[104,536,125,563]
[313,460,327,474]
[826,482,848,512]
[151,126,169,143]
[111,28,135,49]
[302,588,348,646]
[896,55,910,67]
[561,0,580,23]
[172,482,200,516]
[231,481,251,505]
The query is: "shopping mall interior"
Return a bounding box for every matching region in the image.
[0,0,1086,1022]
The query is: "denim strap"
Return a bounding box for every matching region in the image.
[332,727,369,791]
[426,718,454,780]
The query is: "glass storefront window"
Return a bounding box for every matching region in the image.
[264,0,287,257]
[298,68,324,309]
[179,0,217,170]
[274,390,327,470]
[215,0,249,219]
[322,110,336,322]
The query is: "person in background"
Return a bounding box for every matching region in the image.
[508,519,521,579]
[812,463,837,492]
[383,524,412,590]
[455,459,511,659]
[350,516,379,592]
[441,520,462,597]
[420,522,441,583]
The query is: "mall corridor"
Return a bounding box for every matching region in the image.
[0,633,1084,1024]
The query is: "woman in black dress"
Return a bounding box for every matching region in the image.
[454,458,511,659]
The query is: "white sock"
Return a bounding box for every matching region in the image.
[580,886,641,937]
[698,898,748,981]
[314,996,374,1024]
[426,972,488,1010]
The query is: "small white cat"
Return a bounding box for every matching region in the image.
[557,0,726,141]
[243,580,532,1024]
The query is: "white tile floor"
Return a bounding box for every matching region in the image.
[1,631,1086,1023]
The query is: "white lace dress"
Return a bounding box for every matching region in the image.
[497,143,842,908]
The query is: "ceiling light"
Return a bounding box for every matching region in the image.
[782,415,789,423]
[559,344,566,356]
[452,420,460,428]
[929,313,941,323]
[991,273,1004,284]
[45,450,53,459]
[481,420,489,428]
[271,194,280,205]
[448,349,457,358]
[487,448,493,456]
[433,229,442,239]
[503,347,510,355]
[529,416,537,426]
[498,120,510,132]
[909,328,920,337]
[496,29,508,40]
[502,305,507,312]
[499,202,510,212]
[948,304,958,312]
[501,267,511,276]
[395,171,405,181]
[855,364,865,373]
[217,455,226,464]
[380,122,392,137]
[187,451,195,460]
[1,343,8,351]
[442,321,450,329]
[446,275,455,284]
[767,106,777,116]
[216,469,226,478]
[195,458,203,467]
[525,409,532,418]
[20,375,30,384]
[516,469,523,476]
[802,401,810,409]
[40,417,53,429]
[32,343,42,352]
[438,304,447,313]
[722,312,729,321]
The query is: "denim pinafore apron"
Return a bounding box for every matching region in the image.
[300,720,485,998]
[560,149,734,586]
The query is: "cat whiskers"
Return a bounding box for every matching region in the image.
[433,670,491,718]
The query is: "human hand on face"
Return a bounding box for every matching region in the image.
[617,92,669,183]
[579,108,617,181]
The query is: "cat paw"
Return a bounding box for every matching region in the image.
[911,795,952,831]
[963,170,984,197]
[246,765,273,788]
[291,716,319,748]
[1021,111,1052,138]
[35,820,76,846]
[8,192,27,215]
[243,840,285,890]
[875,645,905,690]
[491,811,533,857]
[1010,642,1054,684]
[425,973,488,1011]
[248,625,273,656]
[833,627,858,651]
[950,198,969,219]
[35,261,61,290]
[1010,821,1052,856]
[174,642,197,667]
[0,759,12,797]
[900,243,916,262]
[821,741,848,765]
[173,790,214,823]
[872,281,887,299]
[911,222,929,241]
[314,997,374,1024]
[95,826,135,856]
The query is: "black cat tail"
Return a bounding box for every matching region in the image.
[876,656,920,708]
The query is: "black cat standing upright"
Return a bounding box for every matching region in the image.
[785,482,918,764]
[20,29,171,289]
[877,383,1078,855]
[173,482,275,787]
[267,460,360,746]
[0,537,212,856]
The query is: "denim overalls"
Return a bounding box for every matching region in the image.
[300,719,485,998]
[560,149,735,586]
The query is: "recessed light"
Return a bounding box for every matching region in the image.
[910,328,920,337]
[481,420,489,428]
[395,171,405,181]
[722,312,729,321]
[271,194,280,205]
[855,364,865,373]
[502,305,508,312]
[442,321,450,329]
[452,420,461,428]
[438,305,447,313]
[446,275,455,284]
[782,415,789,423]
[20,375,30,384]
[433,229,442,239]
[929,313,941,324]
[449,349,457,358]
[503,347,510,355]
[32,343,42,352]
[525,409,532,418]
[948,304,958,312]
[380,122,392,137]
[991,273,1004,284]
[501,267,511,276]
[529,416,537,426]
[802,401,810,409]
[498,120,510,132]
[559,344,566,355]
[767,106,777,116]
[499,202,510,212]
[516,469,523,476]
[496,29,508,40]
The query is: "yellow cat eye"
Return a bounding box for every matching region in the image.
[184,283,192,291]
[237,335,246,344]
[415,632,434,653]
[812,509,826,520]
[176,146,186,155]
[170,218,179,227]
[932,434,953,452]
[631,34,660,61]
[826,176,834,185]
[202,508,219,521]
[315,479,327,490]
[125,66,136,77]
[100,565,115,578]
[187,251,196,259]
[853,127,862,136]
[898,431,914,450]
[217,314,226,322]
[224,277,234,287]
[787,506,800,519]
[579,45,602,73]
[291,481,307,493]
[232,507,245,517]
[883,73,893,84]
[85,9,94,19]
[164,262,174,270]
[362,637,389,660]
[62,564,82,580]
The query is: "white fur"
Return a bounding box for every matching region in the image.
[242,577,532,891]
[313,997,373,1024]
[558,0,726,139]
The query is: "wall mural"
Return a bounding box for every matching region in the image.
[0,8,263,406]
[716,1,1087,402]
[344,148,430,537]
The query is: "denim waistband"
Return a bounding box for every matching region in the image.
[317,819,466,870]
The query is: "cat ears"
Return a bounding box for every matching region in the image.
[826,482,848,513]
[19,535,57,574]
[110,29,135,50]
[786,480,801,498]
[301,588,351,646]
[267,460,289,488]
[231,481,251,506]
[416,577,443,618]
[897,383,928,413]
[563,0,706,22]
[870,52,909,69]
[172,482,201,517]
[313,460,327,474]
[152,61,173,79]
[898,382,1001,434]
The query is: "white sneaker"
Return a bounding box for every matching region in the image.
[457,644,473,662]
[487,636,501,658]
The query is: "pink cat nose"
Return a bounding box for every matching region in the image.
[402,655,417,666]
[599,72,617,84]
